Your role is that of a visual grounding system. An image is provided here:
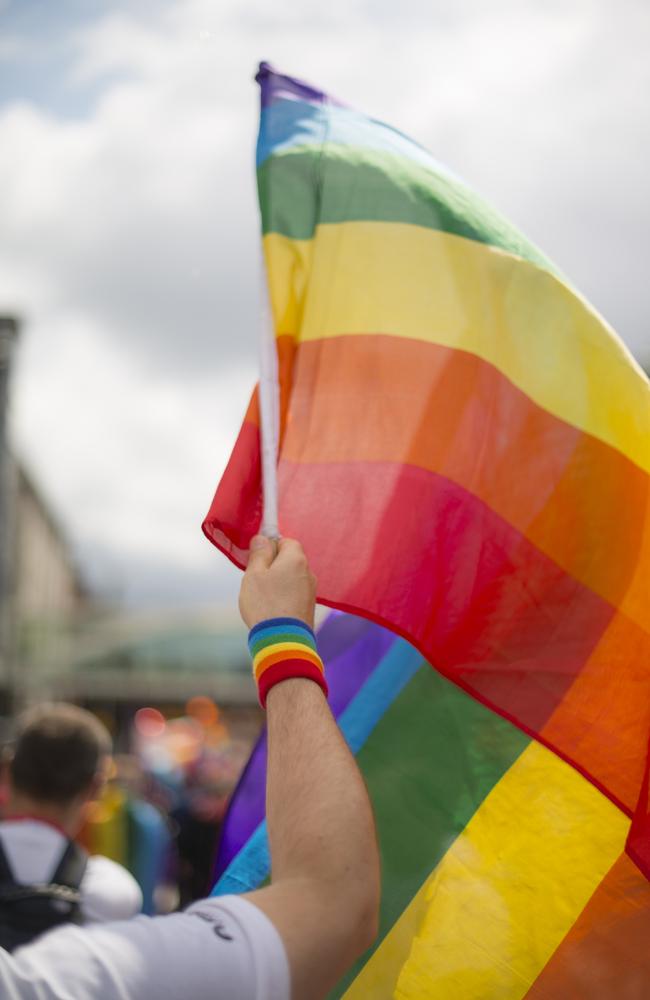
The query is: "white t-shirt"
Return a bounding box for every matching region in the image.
[0,895,290,999]
[0,820,142,923]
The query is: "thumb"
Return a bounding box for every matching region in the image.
[246,534,276,572]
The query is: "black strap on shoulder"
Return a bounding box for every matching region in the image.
[52,840,88,890]
[0,836,89,951]
[0,839,15,885]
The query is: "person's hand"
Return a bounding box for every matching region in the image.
[239,536,317,629]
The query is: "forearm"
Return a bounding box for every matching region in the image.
[266,678,378,903]
[252,677,379,998]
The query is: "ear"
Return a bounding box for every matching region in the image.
[86,775,103,800]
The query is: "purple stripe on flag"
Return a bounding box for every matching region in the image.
[212,613,396,880]
[256,61,344,109]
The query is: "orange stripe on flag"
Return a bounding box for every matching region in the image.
[281,334,649,629]
[524,853,650,1000]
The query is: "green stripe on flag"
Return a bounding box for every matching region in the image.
[258,145,556,274]
[330,665,530,999]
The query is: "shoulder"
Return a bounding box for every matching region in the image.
[81,855,143,922]
[7,895,289,1000]
[188,895,289,987]
[163,896,290,999]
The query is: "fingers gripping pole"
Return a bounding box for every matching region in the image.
[259,252,280,541]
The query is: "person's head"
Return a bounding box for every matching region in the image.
[7,703,112,833]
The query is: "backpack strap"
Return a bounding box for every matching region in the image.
[0,838,16,886]
[51,840,88,890]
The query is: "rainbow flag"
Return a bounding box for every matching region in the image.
[203,65,650,876]
[214,613,650,997]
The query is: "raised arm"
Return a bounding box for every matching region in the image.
[239,536,380,1000]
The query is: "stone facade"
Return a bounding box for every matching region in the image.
[0,460,89,705]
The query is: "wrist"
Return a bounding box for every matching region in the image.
[265,676,326,709]
[248,617,328,707]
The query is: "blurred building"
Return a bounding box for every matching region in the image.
[0,314,89,707]
[1,462,260,736]
[4,460,91,706]
[0,317,17,715]
[0,452,260,737]
[12,464,88,623]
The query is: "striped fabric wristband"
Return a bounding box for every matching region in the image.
[248,617,328,708]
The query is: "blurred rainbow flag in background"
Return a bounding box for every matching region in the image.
[204,65,650,995]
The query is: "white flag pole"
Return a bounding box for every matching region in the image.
[258,252,280,540]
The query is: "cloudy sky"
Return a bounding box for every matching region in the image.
[1,0,648,610]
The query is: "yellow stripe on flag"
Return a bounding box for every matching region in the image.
[264,225,649,473]
[342,741,628,1000]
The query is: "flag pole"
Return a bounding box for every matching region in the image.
[258,253,280,541]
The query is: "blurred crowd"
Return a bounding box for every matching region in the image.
[0,698,254,917]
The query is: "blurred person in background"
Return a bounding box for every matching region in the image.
[0,703,142,952]
[171,752,229,907]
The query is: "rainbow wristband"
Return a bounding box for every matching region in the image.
[248,617,328,708]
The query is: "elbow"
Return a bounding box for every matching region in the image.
[356,893,380,955]
[349,863,381,958]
